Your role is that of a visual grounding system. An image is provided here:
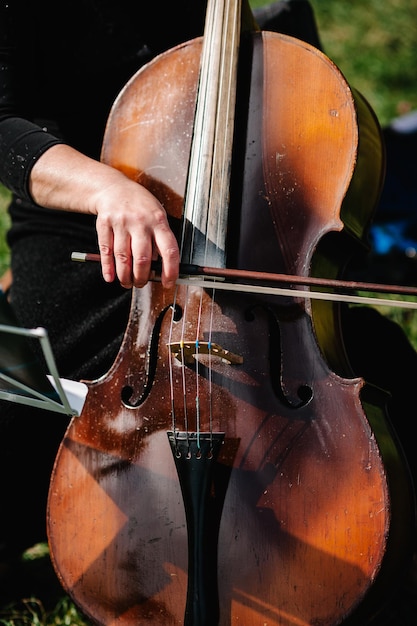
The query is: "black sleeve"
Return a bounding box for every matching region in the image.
[0,1,64,201]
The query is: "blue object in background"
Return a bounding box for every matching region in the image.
[371,110,417,258]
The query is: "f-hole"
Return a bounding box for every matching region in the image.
[121,303,183,407]
[245,304,313,409]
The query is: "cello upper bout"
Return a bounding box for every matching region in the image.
[258,31,384,256]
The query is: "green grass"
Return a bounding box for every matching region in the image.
[0,185,10,278]
[1,1,417,624]
[0,543,90,625]
[308,0,417,126]
[0,598,89,626]
[250,0,417,126]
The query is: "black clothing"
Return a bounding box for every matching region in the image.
[0,0,208,246]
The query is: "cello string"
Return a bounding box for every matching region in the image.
[197,238,215,446]
[179,285,191,444]
[207,284,217,446]
[200,0,242,445]
[172,0,222,449]
[168,285,179,439]
[194,284,205,448]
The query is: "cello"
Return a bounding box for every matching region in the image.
[47,0,415,624]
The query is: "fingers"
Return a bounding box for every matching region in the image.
[99,241,117,284]
[149,218,180,289]
[95,182,179,289]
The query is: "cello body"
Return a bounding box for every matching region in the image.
[48,30,414,626]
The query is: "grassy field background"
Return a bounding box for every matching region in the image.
[0,0,416,624]
[309,0,417,126]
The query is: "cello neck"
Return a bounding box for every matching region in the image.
[181,0,243,267]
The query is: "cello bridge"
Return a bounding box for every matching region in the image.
[169,341,243,366]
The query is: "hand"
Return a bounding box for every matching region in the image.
[93,175,180,289]
[29,144,180,289]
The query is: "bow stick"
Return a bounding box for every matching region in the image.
[71,251,417,310]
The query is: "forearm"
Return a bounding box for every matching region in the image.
[29,143,129,216]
